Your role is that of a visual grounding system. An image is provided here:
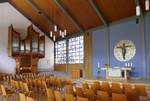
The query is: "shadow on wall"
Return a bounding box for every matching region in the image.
[0,48,16,74]
[38,59,54,71]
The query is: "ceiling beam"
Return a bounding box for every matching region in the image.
[0,0,10,3]
[89,0,108,26]
[54,0,84,33]
[27,0,54,27]
[56,32,83,41]
[9,2,54,41]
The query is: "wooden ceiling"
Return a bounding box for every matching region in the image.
[96,0,136,22]
[8,0,149,40]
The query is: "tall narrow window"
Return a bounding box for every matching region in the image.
[55,40,66,64]
[68,36,84,64]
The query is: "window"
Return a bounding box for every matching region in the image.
[54,35,84,64]
[68,36,84,64]
[55,40,66,64]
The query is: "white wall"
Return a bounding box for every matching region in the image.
[38,36,54,72]
[0,3,54,74]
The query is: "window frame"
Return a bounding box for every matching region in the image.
[54,35,84,65]
[54,40,67,64]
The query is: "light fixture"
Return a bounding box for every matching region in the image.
[49,5,67,41]
[54,25,57,32]
[62,32,64,38]
[50,27,67,41]
[136,5,141,16]
[145,0,150,11]
[53,35,55,41]
[50,31,53,37]
[64,29,67,36]
[59,30,62,36]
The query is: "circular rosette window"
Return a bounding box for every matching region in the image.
[114,40,136,62]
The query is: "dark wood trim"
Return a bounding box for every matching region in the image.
[89,0,108,26]
[9,2,54,42]
[0,0,10,3]
[54,0,84,33]
[27,0,62,31]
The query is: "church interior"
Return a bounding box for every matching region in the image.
[0,0,150,101]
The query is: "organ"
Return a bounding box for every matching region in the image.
[8,24,45,74]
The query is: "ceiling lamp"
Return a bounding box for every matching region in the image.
[145,0,150,11]
[136,5,141,16]
[49,7,67,41]
[54,25,57,32]
[53,35,56,41]
[62,32,64,38]
[64,29,67,36]
[49,26,67,41]
[50,31,53,37]
[59,30,62,36]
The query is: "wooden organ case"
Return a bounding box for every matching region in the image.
[8,25,45,74]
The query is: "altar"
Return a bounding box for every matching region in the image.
[101,67,132,80]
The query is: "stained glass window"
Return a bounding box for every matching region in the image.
[55,40,66,64]
[68,36,84,64]
[55,35,84,64]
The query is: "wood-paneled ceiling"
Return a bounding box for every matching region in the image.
[8,0,149,40]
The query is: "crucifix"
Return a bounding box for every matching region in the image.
[117,43,132,60]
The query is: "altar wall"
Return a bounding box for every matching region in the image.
[92,14,150,79]
[145,15,150,79]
